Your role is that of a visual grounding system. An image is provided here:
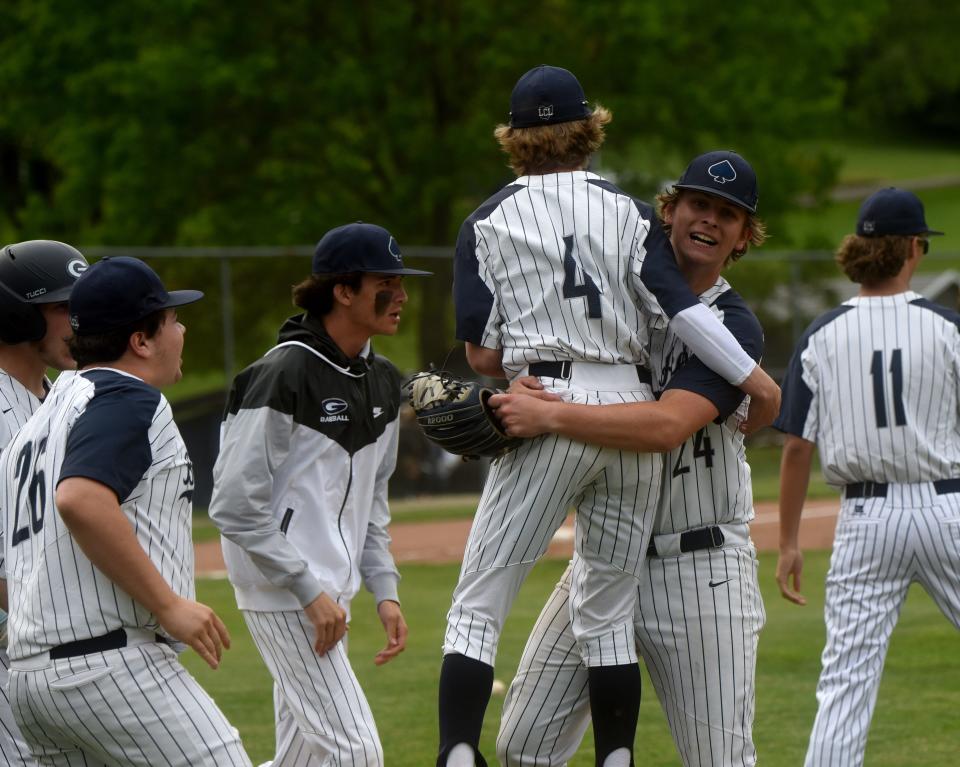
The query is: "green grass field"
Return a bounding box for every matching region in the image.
[183,553,959,766]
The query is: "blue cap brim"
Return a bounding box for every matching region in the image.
[673,183,757,213]
[363,267,433,276]
[160,289,205,308]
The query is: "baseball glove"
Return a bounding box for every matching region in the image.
[406,371,522,460]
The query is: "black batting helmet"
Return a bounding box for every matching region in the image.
[0,240,89,344]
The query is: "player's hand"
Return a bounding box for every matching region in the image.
[739,365,781,434]
[488,393,558,437]
[508,375,562,401]
[304,592,348,656]
[776,547,806,605]
[374,600,408,666]
[156,596,231,670]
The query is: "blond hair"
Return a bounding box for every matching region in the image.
[494,106,612,177]
[654,188,767,264]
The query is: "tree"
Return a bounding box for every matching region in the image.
[0,0,876,371]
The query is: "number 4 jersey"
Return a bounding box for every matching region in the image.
[775,292,960,485]
[454,171,757,385]
[649,278,763,532]
[1,368,196,659]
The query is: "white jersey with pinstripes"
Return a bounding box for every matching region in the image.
[2,367,196,659]
[454,170,757,383]
[776,291,960,484]
[456,171,659,376]
[0,371,44,766]
[775,291,960,767]
[650,278,757,532]
[497,279,767,767]
[0,371,48,579]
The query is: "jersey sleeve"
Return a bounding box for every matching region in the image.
[664,292,764,420]
[454,218,500,347]
[57,382,159,502]
[632,213,756,385]
[773,329,821,441]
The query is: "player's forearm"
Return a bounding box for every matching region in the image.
[548,398,707,452]
[465,342,506,379]
[55,477,180,617]
[778,435,816,548]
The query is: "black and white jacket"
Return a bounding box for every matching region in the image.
[209,314,402,616]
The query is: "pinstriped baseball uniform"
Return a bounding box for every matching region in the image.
[0,371,44,767]
[775,291,960,767]
[498,278,767,766]
[451,171,759,668]
[1,368,250,767]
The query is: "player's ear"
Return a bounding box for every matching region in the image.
[332,282,355,307]
[662,201,676,226]
[127,330,151,359]
[735,224,751,255]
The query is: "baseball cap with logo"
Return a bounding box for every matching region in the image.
[673,150,759,214]
[312,222,432,276]
[509,65,592,129]
[69,257,203,335]
[856,187,944,237]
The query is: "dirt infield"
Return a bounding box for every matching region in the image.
[194,499,839,573]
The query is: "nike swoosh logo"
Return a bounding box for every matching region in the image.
[708,579,732,588]
[373,407,384,418]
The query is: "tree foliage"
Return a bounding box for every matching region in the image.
[0,0,930,372]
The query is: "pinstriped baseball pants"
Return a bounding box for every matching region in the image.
[498,546,764,767]
[805,485,960,767]
[8,643,251,767]
[243,610,383,767]
[445,385,662,668]
[0,647,35,765]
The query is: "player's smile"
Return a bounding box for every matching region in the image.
[667,191,749,269]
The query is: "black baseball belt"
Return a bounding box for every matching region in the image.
[647,525,725,557]
[529,360,652,385]
[49,628,171,660]
[844,478,960,499]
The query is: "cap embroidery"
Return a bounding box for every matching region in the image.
[707,160,737,185]
[388,236,402,263]
[538,104,554,120]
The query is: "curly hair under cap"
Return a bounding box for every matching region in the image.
[494,106,612,177]
[654,188,767,264]
[835,234,913,285]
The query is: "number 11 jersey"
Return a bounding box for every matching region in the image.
[776,291,960,485]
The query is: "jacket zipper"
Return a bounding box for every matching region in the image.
[280,507,295,534]
[336,457,354,584]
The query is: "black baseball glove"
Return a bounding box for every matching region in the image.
[406,371,522,460]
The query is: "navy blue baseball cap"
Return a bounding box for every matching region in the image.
[856,187,943,237]
[509,65,592,129]
[69,256,203,335]
[312,222,432,276]
[674,150,759,214]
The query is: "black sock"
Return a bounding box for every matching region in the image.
[437,653,493,767]
[588,663,640,767]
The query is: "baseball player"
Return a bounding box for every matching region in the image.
[209,222,430,767]
[440,63,780,767]
[774,188,959,767]
[1,256,251,767]
[490,150,767,766]
[0,240,88,767]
